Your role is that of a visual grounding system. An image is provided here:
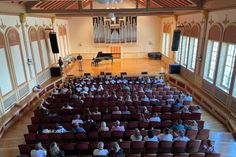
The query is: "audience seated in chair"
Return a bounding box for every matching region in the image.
[30,142,47,157]
[99,121,109,132]
[111,120,125,132]
[173,130,190,142]
[144,130,158,142]
[158,128,173,141]
[71,123,86,133]
[93,142,109,156]
[72,114,84,125]
[49,142,64,157]
[130,128,143,141]
[149,112,161,122]
[108,142,124,156]
[54,123,67,133]
[200,139,215,153]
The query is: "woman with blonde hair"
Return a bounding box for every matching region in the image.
[99,121,109,132]
[49,142,64,157]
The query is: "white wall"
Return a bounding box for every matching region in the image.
[68,16,161,58]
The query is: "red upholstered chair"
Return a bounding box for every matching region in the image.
[161,112,172,120]
[197,120,205,129]
[145,141,159,153]
[124,130,135,140]
[50,133,62,142]
[183,100,191,105]
[157,153,173,157]
[112,131,124,140]
[143,154,157,157]
[102,114,111,121]
[171,106,180,113]
[181,113,192,120]
[90,141,100,151]
[61,115,73,122]
[51,116,61,123]
[24,133,37,144]
[152,106,162,112]
[150,121,161,129]
[122,114,131,121]
[87,131,99,140]
[126,154,141,157]
[186,140,201,153]
[37,134,50,144]
[204,153,221,157]
[171,113,181,120]
[158,141,173,153]
[76,142,90,155]
[131,113,142,120]
[119,141,131,154]
[112,114,122,120]
[173,153,189,157]
[31,117,40,124]
[61,143,76,155]
[62,132,74,142]
[92,114,102,121]
[191,112,201,120]
[18,144,31,156]
[172,141,187,153]
[197,129,210,140]
[185,129,198,140]
[99,131,111,141]
[75,132,87,142]
[131,141,145,154]
[40,117,51,123]
[161,120,172,129]
[128,121,139,129]
[140,130,148,137]
[188,153,205,157]
[139,121,150,129]
[161,106,171,112]
[105,141,115,149]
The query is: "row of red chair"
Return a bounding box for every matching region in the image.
[19,140,216,156]
[25,129,210,144]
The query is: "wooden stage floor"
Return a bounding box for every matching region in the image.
[0,58,235,157]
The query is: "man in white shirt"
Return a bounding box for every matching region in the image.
[93,142,109,156]
[158,128,173,141]
[72,114,84,125]
[30,142,47,157]
[173,131,190,142]
[184,93,193,101]
[149,113,161,122]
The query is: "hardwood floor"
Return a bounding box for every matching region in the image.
[0,58,235,157]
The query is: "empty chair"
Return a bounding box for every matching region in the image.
[50,133,62,142]
[87,131,99,140]
[173,153,189,157]
[186,140,201,153]
[181,113,192,120]
[145,141,159,153]
[161,112,171,120]
[161,120,172,129]
[204,153,221,157]
[139,121,150,129]
[158,141,173,153]
[188,153,205,157]
[128,121,139,129]
[62,132,74,142]
[99,131,111,141]
[162,106,171,112]
[37,134,50,144]
[197,129,210,140]
[157,153,173,157]
[185,129,198,140]
[150,122,161,129]
[18,144,31,156]
[112,131,124,140]
[76,142,90,155]
[171,113,181,120]
[191,113,201,120]
[112,114,122,120]
[119,141,131,154]
[152,106,162,113]
[131,141,145,154]
[172,141,187,153]
[24,133,37,144]
[28,125,38,133]
[75,132,87,142]
[61,143,76,155]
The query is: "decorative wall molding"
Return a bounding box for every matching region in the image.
[15,20,20,29]
[223,14,230,25]
[0,19,6,30]
[209,16,214,25]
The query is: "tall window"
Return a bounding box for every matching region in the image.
[204,25,222,84]
[175,36,182,63]
[187,25,200,71]
[180,25,190,67]
[162,24,170,56]
[233,77,236,98]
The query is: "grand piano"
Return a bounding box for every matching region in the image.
[92,51,113,66]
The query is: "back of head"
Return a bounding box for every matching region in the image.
[35,142,42,150]
[97,142,104,150]
[115,120,120,126]
[148,130,154,138]
[135,128,141,136]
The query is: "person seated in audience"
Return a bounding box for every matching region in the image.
[173,130,190,141]
[61,104,73,110]
[90,85,97,91]
[30,142,47,157]
[93,142,109,156]
[83,85,89,93]
[54,123,67,133]
[99,121,109,132]
[61,87,68,94]
[192,105,202,113]
[122,84,130,92]
[171,119,186,131]
[184,92,193,101]
[38,124,50,134]
[157,76,164,83]
[83,108,92,119]
[174,99,182,107]
[49,142,64,157]
[150,95,158,105]
[186,120,199,130]
[103,91,110,98]
[110,78,116,84]
[110,91,118,100]
[143,106,151,114]
[145,87,153,93]
[108,142,124,156]
[178,106,190,113]
[200,139,215,153]
[158,128,173,141]
[163,83,171,90]
[33,84,41,92]
[142,95,150,102]
[139,87,144,93]
[71,123,86,133]
[97,84,104,92]
[122,106,131,114]
[72,114,84,125]
[70,92,79,99]
[92,107,101,115]
[130,128,143,141]
[144,130,158,142]
[38,101,49,115]
[146,77,151,84]
[112,106,122,114]
[117,95,124,102]
[111,120,125,132]
[149,112,161,122]
[88,91,94,98]
[125,95,133,102]
[133,95,140,102]
[139,113,149,122]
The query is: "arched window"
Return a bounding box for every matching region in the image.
[215,25,236,92]
[162,24,171,56]
[203,24,222,84]
[187,24,200,71]
[180,25,191,66]
[0,32,13,96]
[29,27,43,74]
[38,27,49,69]
[6,28,27,86]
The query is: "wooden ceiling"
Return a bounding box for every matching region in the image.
[9,0,203,16]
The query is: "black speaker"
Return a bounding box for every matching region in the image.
[169,64,181,74]
[49,32,59,54]
[171,30,181,51]
[50,66,61,76]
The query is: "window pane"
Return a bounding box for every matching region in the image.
[208,41,219,80]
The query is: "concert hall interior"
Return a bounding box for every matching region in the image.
[0,0,236,157]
